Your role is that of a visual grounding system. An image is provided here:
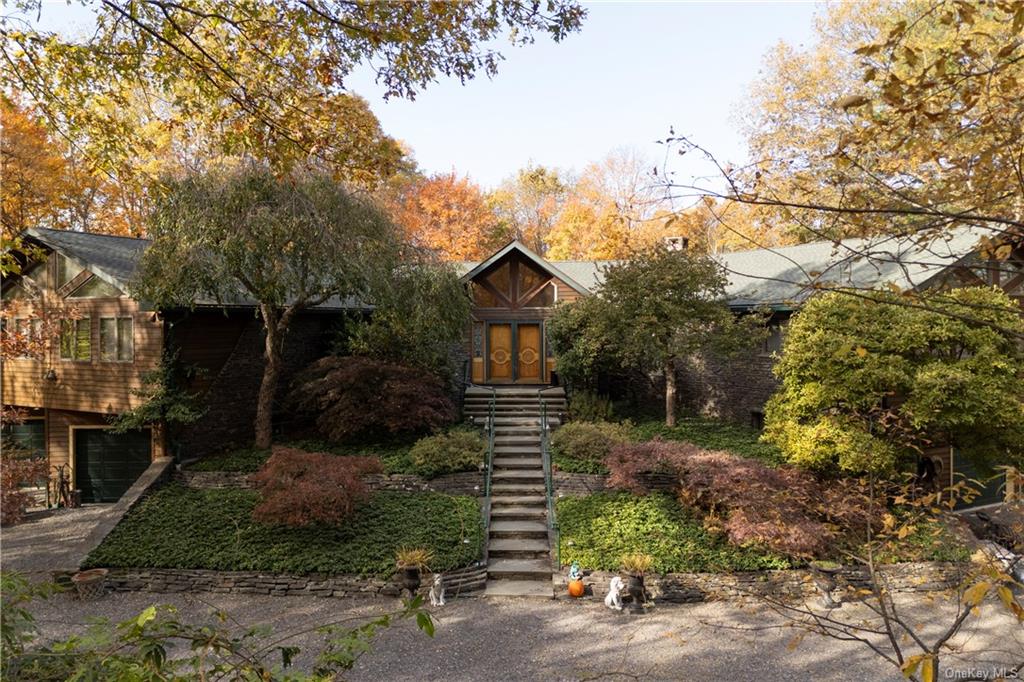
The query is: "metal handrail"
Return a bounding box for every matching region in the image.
[539,389,561,568]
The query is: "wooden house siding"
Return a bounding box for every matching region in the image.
[2,297,163,414]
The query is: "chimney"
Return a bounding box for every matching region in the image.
[664,236,689,251]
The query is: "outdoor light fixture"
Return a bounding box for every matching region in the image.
[44,368,57,382]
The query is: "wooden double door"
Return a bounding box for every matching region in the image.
[487,322,544,384]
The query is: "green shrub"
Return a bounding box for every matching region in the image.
[568,390,615,422]
[557,492,790,573]
[84,485,484,577]
[409,429,485,479]
[630,417,783,466]
[190,447,270,472]
[551,421,631,474]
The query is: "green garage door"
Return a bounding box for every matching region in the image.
[74,429,152,503]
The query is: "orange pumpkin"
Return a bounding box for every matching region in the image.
[568,578,585,598]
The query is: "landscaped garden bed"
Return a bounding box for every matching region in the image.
[84,485,484,577]
[556,492,790,572]
[551,415,782,474]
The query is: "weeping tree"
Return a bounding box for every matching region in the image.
[134,166,402,448]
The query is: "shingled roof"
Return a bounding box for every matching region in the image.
[25,227,149,291]
[455,226,994,309]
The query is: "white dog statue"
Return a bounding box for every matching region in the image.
[605,576,624,611]
[429,574,446,607]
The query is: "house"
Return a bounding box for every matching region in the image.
[4,226,1018,506]
[456,228,1022,506]
[1,228,346,503]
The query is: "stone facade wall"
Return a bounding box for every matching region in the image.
[363,472,484,496]
[102,565,488,599]
[553,472,676,497]
[176,469,485,496]
[676,349,778,425]
[172,315,333,458]
[553,562,966,604]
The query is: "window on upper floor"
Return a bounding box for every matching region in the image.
[99,317,133,362]
[55,253,85,289]
[68,276,123,299]
[60,318,91,361]
[12,318,44,358]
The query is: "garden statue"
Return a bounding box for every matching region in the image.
[429,574,446,607]
[604,576,625,611]
[567,562,584,598]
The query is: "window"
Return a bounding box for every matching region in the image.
[100,317,133,361]
[485,262,512,300]
[60,318,91,361]
[12,318,43,358]
[472,283,502,308]
[750,411,765,430]
[69,277,123,299]
[761,324,784,356]
[56,254,85,288]
[524,282,556,307]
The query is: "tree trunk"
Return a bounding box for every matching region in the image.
[254,306,285,450]
[664,358,677,428]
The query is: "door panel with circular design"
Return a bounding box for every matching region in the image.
[488,324,513,380]
[516,324,542,383]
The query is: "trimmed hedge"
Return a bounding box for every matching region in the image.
[556,492,790,573]
[84,486,484,577]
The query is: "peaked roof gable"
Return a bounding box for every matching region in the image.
[23,227,149,293]
[458,240,595,296]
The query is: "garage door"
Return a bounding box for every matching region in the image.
[74,429,152,503]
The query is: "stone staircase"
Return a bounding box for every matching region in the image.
[464,386,566,599]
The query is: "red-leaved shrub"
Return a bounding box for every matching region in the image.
[605,439,871,558]
[289,356,456,441]
[1,452,47,526]
[250,446,382,527]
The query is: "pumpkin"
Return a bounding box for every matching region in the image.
[568,578,585,598]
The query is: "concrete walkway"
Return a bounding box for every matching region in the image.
[23,591,1022,681]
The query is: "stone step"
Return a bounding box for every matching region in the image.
[489,520,548,538]
[489,506,547,520]
[493,449,541,458]
[483,579,554,599]
[491,481,548,491]
[489,495,546,505]
[494,436,542,444]
[492,457,543,469]
[487,558,551,580]
[492,427,542,435]
[492,470,545,482]
[487,538,550,557]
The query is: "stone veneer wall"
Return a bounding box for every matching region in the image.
[176,470,486,496]
[552,472,676,497]
[178,471,677,498]
[553,562,966,604]
[104,564,488,599]
[675,349,778,424]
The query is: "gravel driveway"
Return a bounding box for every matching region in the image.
[1,505,114,575]
[24,590,1023,681]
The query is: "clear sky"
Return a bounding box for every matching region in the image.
[33,0,822,188]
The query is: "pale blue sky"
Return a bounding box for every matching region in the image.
[33,0,821,188]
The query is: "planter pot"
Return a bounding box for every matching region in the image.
[71,568,108,600]
[809,564,841,609]
[400,567,422,596]
[626,574,646,611]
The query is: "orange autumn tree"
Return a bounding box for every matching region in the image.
[393,172,506,260]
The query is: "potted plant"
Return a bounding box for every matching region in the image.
[71,568,108,600]
[396,548,433,597]
[808,560,842,608]
[620,553,653,611]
